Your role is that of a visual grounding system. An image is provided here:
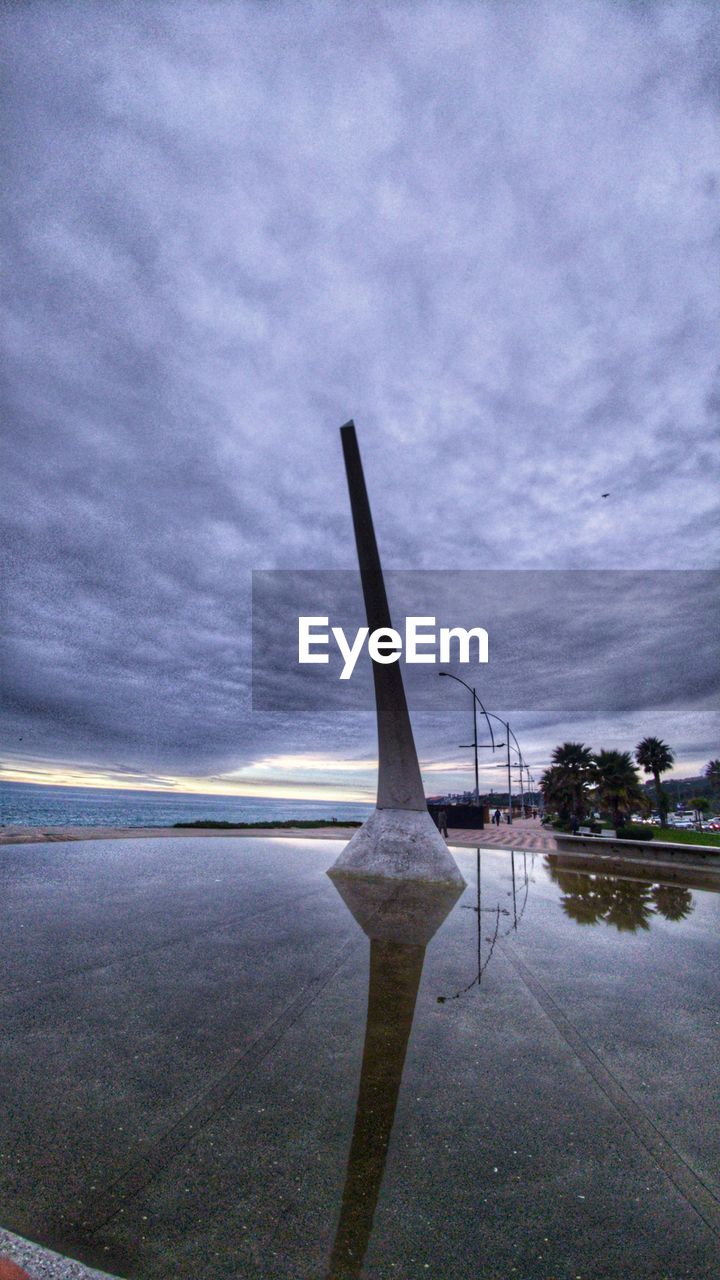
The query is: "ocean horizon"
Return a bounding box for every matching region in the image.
[0,780,374,829]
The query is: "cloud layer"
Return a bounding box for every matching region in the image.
[1,2,718,794]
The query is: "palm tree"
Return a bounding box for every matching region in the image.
[547,868,607,926]
[539,765,567,822]
[705,760,720,797]
[603,879,655,933]
[650,885,694,922]
[593,749,645,830]
[541,742,595,825]
[546,866,655,932]
[687,795,709,830]
[635,736,675,827]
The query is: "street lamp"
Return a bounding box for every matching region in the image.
[438,672,499,806]
[481,711,528,824]
[480,710,518,823]
[438,674,529,825]
[490,752,538,820]
[509,752,529,818]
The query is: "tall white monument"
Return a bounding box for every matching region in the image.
[329,422,465,886]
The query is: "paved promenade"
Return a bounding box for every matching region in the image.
[4,820,718,869]
[447,815,557,851]
[0,817,557,854]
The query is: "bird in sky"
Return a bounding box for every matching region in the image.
[601,492,610,498]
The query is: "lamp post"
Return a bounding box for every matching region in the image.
[438,675,528,826]
[511,753,528,818]
[491,753,538,821]
[438,672,500,807]
[482,713,527,825]
[504,730,513,822]
[528,771,542,816]
[480,711,515,823]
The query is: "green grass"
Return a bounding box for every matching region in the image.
[651,828,720,848]
[172,818,362,830]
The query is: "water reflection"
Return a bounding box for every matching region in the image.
[545,857,694,932]
[438,849,534,1001]
[327,872,462,1280]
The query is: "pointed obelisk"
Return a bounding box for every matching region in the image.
[329,422,464,885]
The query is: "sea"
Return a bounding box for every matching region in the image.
[0,781,374,829]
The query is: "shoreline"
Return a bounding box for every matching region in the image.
[0,824,366,845]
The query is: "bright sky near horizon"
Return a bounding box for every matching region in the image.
[1,2,718,803]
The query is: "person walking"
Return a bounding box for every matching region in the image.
[437,807,448,838]
[493,807,501,826]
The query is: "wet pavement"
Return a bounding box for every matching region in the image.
[1,837,719,1279]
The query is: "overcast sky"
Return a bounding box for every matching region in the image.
[1,1,718,803]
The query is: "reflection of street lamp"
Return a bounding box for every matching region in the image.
[438,672,500,806]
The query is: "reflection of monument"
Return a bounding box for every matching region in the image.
[327,874,462,1279]
[330,422,464,885]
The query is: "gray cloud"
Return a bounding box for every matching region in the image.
[252,570,719,714]
[1,1,719,789]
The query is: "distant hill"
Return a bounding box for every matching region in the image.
[643,775,714,806]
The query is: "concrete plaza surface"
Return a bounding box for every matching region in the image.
[0,1228,114,1280]
[1,836,719,1279]
[0,816,555,851]
[5,817,717,867]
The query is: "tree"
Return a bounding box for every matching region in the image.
[540,765,571,824]
[705,760,720,799]
[650,885,694,922]
[547,867,654,933]
[541,742,595,825]
[592,750,646,830]
[546,865,695,931]
[635,736,675,826]
[687,796,709,829]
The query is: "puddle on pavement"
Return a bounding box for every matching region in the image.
[1,838,718,1278]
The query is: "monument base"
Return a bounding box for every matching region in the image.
[329,807,466,886]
